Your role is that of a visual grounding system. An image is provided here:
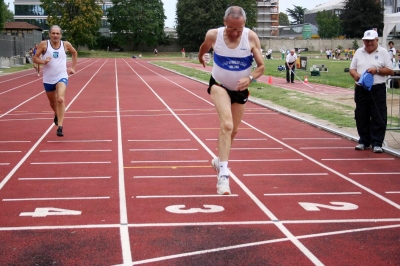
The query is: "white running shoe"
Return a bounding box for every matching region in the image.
[211,157,220,174]
[216,175,231,195]
[37,73,40,76]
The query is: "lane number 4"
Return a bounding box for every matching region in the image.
[20,207,82,217]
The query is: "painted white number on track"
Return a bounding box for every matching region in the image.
[166,204,224,214]
[20,207,82,217]
[299,201,358,211]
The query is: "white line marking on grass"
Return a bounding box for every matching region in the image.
[264,192,362,196]
[3,196,110,201]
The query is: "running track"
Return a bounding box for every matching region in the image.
[0,58,399,265]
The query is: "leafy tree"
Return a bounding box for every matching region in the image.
[315,10,341,38]
[286,5,306,25]
[176,0,257,51]
[0,0,14,29]
[279,12,289,26]
[107,0,166,50]
[340,0,384,38]
[41,0,103,48]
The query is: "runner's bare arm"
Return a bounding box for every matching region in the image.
[65,41,78,74]
[198,29,217,67]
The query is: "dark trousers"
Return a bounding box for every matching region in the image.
[286,62,295,82]
[354,83,387,147]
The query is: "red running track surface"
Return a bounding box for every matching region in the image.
[0,58,399,265]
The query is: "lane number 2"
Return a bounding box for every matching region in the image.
[299,201,358,211]
[166,204,224,214]
[20,207,82,217]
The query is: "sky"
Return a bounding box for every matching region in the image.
[4,0,330,28]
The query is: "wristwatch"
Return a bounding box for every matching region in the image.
[249,75,256,83]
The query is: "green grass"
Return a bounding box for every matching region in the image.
[0,64,33,74]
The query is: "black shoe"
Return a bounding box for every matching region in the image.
[57,126,63,137]
[54,115,58,126]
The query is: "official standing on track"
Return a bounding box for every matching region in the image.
[349,29,393,153]
[286,49,297,83]
[198,6,265,195]
[33,25,77,137]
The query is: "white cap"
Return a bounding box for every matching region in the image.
[362,30,378,40]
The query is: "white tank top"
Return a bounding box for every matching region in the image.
[212,27,253,91]
[43,40,68,84]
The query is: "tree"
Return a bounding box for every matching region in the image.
[107,0,166,50]
[340,0,384,38]
[315,10,341,38]
[176,0,258,51]
[279,12,289,26]
[41,0,103,48]
[0,0,14,30]
[286,5,306,25]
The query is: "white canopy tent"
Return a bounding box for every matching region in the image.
[382,13,400,47]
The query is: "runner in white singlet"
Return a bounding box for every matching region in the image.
[198,6,265,195]
[33,25,78,137]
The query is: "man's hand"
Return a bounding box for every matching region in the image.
[68,67,76,75]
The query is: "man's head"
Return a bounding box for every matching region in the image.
[49,25,62,42]
[389,41,394,47]
[224,6,246,41]
[362,30,378,53]
[290,49,295,55]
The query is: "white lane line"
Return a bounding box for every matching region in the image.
[135,195,238,198]
[2,196,110,201]
[129,148,197,151]
[264,192,362,196]
[31,161,111,164]
[282,138,342,140]
[0,163,10,165]
[0,151,21,153]
[0,141,31,143]
[119,59,133,265]
[230,159,302,162]
[300,147,353,149]
[322,158,394,161]
[386,191,400,194]
[47,140,112,143]
[244,173,328,177]
[128,139,190,142]
[206,138,267,141]
[18,176,111,180]
[39,149,112,152]
[231,148,282,150]
[349,172,400,175]
[130,160,208,163]
[134,175,215,178]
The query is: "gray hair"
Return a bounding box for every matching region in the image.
[49,25,62,33]
[224,6,246,22]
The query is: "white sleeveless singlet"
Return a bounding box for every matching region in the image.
[212,27,253,91]
[43,40,68,84]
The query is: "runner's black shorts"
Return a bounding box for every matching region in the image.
[208,76,249,104]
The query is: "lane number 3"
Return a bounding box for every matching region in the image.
[166,205,224,214]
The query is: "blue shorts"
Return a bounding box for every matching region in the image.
[43,78,68,92]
